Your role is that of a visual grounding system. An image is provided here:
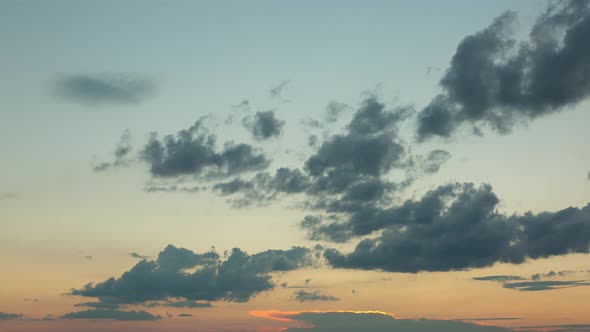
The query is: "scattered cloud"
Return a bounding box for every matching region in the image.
[56,74,154,105]
[0,193,18,200]
[62,309,161,321]
[293,290,339,302]
[162,300,212,308]
[325,101,352,123]
[93,130,134,172]
[242,110,285,140]
[140,117,270,178]
[472,275,526,282]
[177,313,193,317]
[269,80,290,100]
[74,302,122,309]
[417,1,590,140]
[502,280,590,291]
[129,252,149,260]
[0,312,22,320]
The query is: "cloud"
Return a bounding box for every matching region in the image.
[74,302,121,309]
[140,117,270,178]
[93,130,134,172]
[418,149,452,174]
[129,252,148,260]
[325,101,351,123]
[254,311,512,332]
[293,290,339,302]
[177,313,193,317]
[242,110,285,140]
[502,280,590,291]
[0,312,22,320]
[417,1,590,140]
[531,270,574,280]
[472,275,526,282]
[62,309,161,321]
[56,74,154,105]
[269,80,290,99]
[213,96,449,234]
[0,193,18,200]
[70,244,314,305]
[162,300,212,308]
[323,182,590,272]
[517,324,590,332]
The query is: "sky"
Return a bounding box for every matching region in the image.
[1,0,590,331]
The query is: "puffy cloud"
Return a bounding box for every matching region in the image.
[140,118,270,178]
[214,97,449,235]
[324,183,590,272]
[56,74,154,105]
[243,110,285,140]
[62,309,161,321]
[417,1,590,140]
[255,311,511,332]
[293,290,339,302]
[70,245,314,305]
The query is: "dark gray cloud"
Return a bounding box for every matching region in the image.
[417,1,590,140]
[293,290,339,302]
[472,275,526,282]
[264,311,511,332]
[212,97,449,237]
[212,168,310,207]
[62,309,161,321]
[323,182,590,272]
[93,130,134,172]
[177,313,192,317]
[243,110,285,140]
[56,74,154,105]
[502,280,590,291]
[70,244,314,305]
[0,312,22,320]
[140,118,270,178]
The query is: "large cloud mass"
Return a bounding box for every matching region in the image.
[323,183,590,272]
[70,245,314,305]
[418,0,590,139]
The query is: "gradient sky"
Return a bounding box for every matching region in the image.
[1,1,590,331]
